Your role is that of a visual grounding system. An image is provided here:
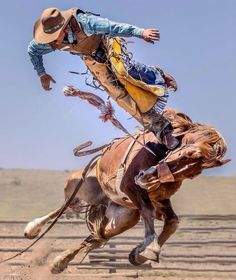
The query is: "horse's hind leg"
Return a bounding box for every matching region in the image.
[51,235,103,274]
[23,177,81,239]
[102,202,140,237]
[24,207,61,239]
[51,203,140,274]
[24,168,106,239]
[24,173,84,239]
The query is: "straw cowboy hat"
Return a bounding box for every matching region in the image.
[34,7,74,43]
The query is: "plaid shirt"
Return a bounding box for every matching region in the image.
[28,13,144,76]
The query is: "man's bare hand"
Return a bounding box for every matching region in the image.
[142,29,160,44]
[40,73,56,91]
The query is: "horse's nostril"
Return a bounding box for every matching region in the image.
[139,171,144,177]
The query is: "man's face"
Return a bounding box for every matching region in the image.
[55,25,70,44]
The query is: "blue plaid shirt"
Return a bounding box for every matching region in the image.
[28,13,144,76]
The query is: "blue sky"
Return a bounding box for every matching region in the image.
[0,0,235,176]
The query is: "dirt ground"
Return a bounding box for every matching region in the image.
[1,216,235,280]
[0,169,235,279]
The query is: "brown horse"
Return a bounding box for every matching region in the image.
[24,109,229,273]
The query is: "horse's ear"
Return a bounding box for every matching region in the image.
[176,112,193,123]
[218,159,231,165]
[203,158,231,168]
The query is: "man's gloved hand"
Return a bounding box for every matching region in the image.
[40,73,56,91]
[142,29,160,44]
[162,73,178,92]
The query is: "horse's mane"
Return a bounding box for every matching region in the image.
[164,108,194,136]
[164,108,227,164]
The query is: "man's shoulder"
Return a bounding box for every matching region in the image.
[30,39,50,47]
[28,39,54,53]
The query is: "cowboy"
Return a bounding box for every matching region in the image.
[28,7,178,149]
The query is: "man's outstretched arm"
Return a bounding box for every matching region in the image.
[28,40,56,91]
[77,13,160,44]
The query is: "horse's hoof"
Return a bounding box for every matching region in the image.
[128,246,148,266]
[138,235,160,262]
[24,220,42,239]
[50,255,69,274]
[139,247,160,263]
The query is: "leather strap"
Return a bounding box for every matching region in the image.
[157,162,175,183]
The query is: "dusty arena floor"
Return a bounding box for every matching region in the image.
[1,216,235,280]
[0,169,235,279]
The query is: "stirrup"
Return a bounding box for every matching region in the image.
[155,124,179,150]
[162,133,179,150]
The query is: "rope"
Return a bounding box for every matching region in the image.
[72,141,108,157]
[63,86,156,156]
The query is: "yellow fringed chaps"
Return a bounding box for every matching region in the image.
[107,37,165,113]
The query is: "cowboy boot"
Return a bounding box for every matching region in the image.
[151,114,179,150]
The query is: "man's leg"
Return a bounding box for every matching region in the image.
[126,60,177,91]
[83,56,178,149]
[127,61,164,85]
[125,60,179,149]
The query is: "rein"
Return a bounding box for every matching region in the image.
[161,143,199,164]
[73,141,109,157]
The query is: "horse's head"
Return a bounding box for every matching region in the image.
[165,108,229,168]
[135,109,230,190]
[164,124,229,177]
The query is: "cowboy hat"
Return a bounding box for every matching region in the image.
[34,7,74,44]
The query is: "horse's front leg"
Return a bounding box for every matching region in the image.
[157,199,179,247]
[123,184,160,263]
[128,199,179,265]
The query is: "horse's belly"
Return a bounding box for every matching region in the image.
[99,179,136,209]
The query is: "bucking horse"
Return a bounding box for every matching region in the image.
[23,108,229,274]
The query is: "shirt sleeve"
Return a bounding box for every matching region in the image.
[77,13,144,38]
[27,40,54,76]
